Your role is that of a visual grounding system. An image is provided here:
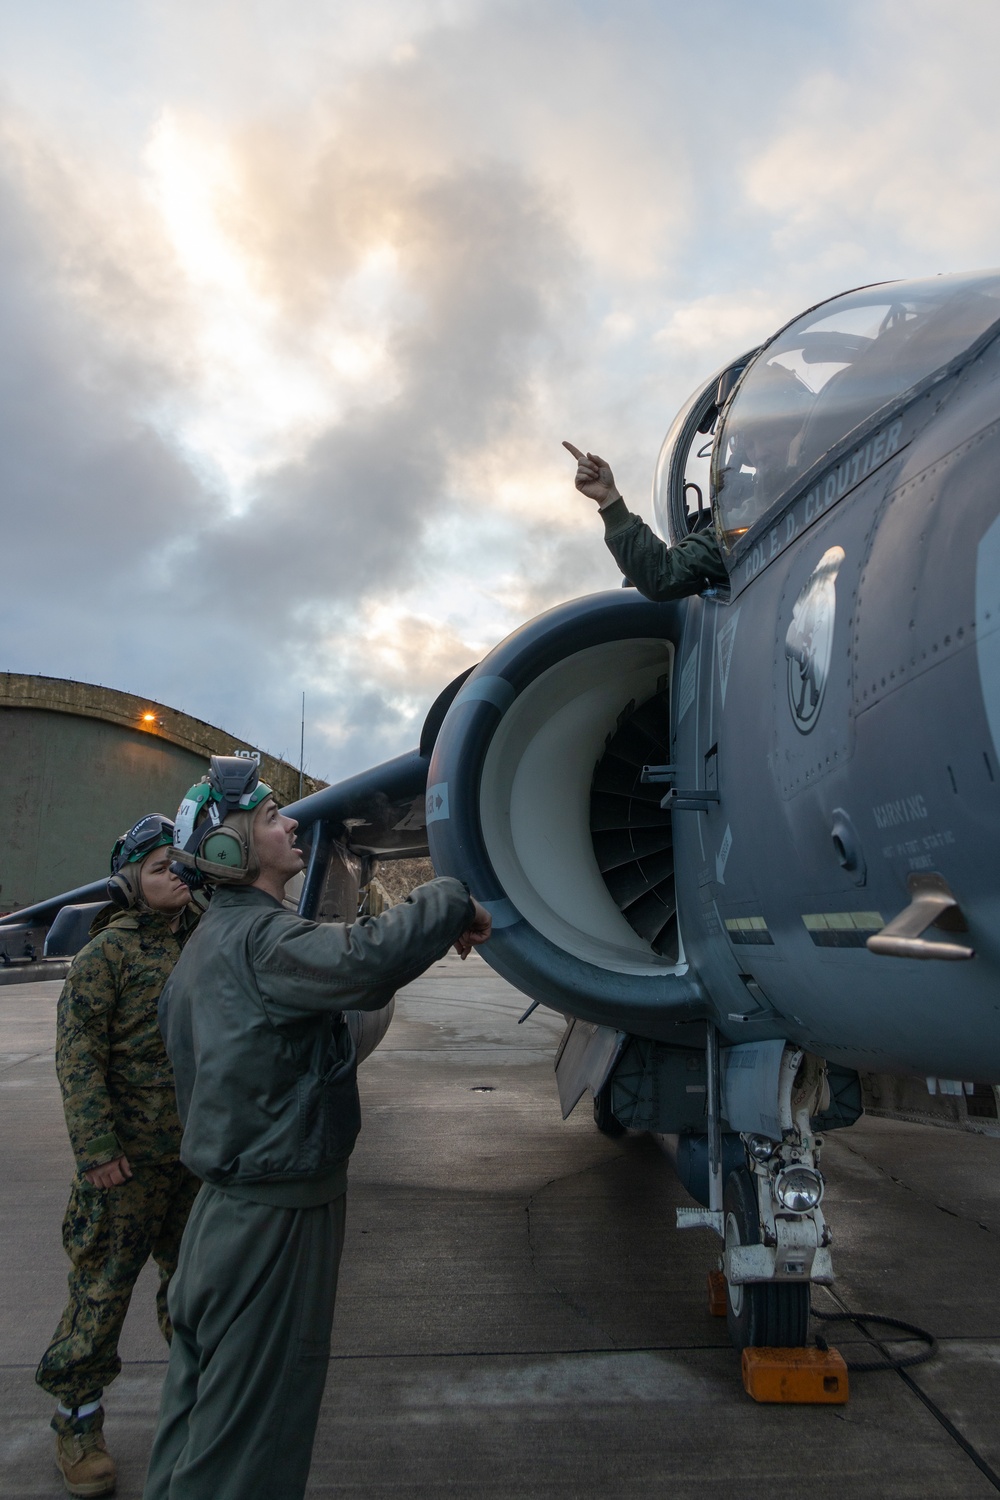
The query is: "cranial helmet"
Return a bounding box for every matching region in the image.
[171,755,275,887]
[107,814,176,910]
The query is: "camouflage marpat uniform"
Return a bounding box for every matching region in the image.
[36,906,200,1406]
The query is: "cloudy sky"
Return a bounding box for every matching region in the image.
[2,0,998,782]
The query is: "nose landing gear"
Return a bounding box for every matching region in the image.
[678,1031,834,1381]
[723,1166,811,1349]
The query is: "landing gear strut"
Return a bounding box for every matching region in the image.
[678,1028,833,1350]
[724,1168,810,1349]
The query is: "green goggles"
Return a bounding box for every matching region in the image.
[110,814,175,875]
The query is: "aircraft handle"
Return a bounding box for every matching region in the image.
[640,764,676,783]
[866,873,974,961]
[866,933,974,961]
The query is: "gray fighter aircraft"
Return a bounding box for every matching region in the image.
[6,268,1000,1352]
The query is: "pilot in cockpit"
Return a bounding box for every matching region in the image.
[563,441,728,600]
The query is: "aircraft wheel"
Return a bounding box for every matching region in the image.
[593,1082,625,1137]
[724,1167,810,1350]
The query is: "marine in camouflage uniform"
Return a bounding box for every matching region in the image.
[36,901,199,1415]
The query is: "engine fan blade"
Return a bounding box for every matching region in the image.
[590,687,678,962]
[602,849,676,909]
[592,826,674,873]
[591,753,666,803]
[590,793,675,833]
[624,884,678,947]
[598,717,670,769]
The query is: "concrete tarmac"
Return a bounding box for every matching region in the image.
[3,952,1000,1498]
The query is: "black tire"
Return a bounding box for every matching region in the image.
[593,1082,626,1138]
[724,1167,810,1350]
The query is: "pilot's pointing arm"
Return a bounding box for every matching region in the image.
[563,442,727,602]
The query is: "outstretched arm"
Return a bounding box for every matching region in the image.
[253,877,491,1016]
[563,439,728,601]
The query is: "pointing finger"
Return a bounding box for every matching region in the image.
[562,441,585,461]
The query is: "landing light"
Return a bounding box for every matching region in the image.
[774,1164,824,1213]
[746,1134,777,1162]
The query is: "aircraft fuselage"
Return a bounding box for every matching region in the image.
[675,334,1000,1080]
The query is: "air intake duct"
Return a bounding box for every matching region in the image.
[426,591,707,1036]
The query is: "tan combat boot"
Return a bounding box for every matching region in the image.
[53,1408,117,1497]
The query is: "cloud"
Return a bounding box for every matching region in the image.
[167,142,582,630]
[742,0,1000,278]
[0,77,587,777]
[655,291,788,361]
[4,0,1000,787]
[0,111,206,635]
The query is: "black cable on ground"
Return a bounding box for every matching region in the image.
[811,1307,938,1373]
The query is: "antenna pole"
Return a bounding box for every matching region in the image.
[298,692,305,799]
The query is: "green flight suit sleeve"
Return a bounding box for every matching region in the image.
[252,876,475,1019]
[55,939,126,1171]
[600,497,729,601]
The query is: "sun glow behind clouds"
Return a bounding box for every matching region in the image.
[142,112,400,508]
[10,0,1000,784]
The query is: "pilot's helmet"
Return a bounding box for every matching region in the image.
[171,755,275,888]
[107,814,176,910]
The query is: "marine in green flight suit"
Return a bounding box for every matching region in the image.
[143,756,493,1500]
[36,816,200,1499]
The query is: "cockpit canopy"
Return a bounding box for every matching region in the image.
[713,269,1000,550]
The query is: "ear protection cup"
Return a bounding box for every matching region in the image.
[172,759,272,886]
[200,825,250,876]
[106,866,142,910]
[180,808,261,884]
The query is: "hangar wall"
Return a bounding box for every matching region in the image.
[0,675,324,913]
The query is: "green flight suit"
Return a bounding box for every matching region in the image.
[144,877,475,1500]
[600,495,729,599]
[144,1187,346,1500]
[36,906,199,1407]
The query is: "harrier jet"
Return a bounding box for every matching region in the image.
[8,268,1000,1353]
